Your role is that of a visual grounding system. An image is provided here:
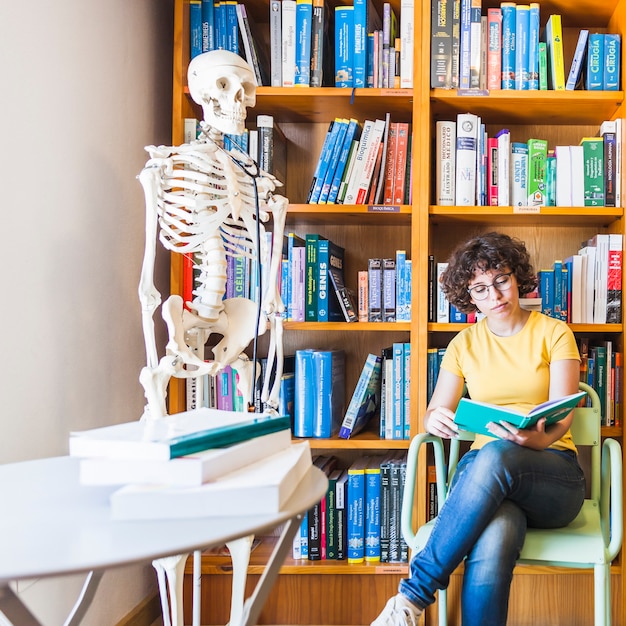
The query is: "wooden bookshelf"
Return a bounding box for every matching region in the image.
[170,0,626,623]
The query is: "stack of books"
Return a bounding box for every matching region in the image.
[70,409,311,520]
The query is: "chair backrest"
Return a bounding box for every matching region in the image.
[446,382,601,501]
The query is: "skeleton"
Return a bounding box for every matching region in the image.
[137,50,288,626]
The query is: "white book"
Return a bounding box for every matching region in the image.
[570,144,585,207]
[399,0,414,88]
[436,262,449,322]
[343,120,376,205]
[590,233,609,324]
[353,118,387,204]
[436,121,456,205]
[510,142,528,207]
[578,244,597,323]
[496,128,510,206]
[565,254,583,324]
[269,0,282,86]
[455,112,479,205]
[79,429,292,487]
[69,409,290,461]
[183,118,198,143]
[110,442,312,520]
[555,145,572,206]
[281,0,297,87]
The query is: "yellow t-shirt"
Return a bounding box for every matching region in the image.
[440,311,581,452]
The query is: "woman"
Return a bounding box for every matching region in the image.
[371,232,585,626]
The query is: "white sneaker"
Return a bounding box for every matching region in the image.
[370,593,423,626]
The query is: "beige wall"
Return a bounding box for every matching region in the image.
[0,1,173,623]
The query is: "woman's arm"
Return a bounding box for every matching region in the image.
[488,358,581,450]
[423,368,466,439]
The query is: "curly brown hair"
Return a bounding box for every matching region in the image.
[440,232,538,313]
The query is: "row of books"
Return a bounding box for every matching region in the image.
[358,253,413,322]
[308,115,412,206]
[579,337,622,427]
[334,0,414,89]
[435,113,622,207]
[293,453,409,562]
[283,233,357,322]
[431,1,621,92]
[536,234,623,325]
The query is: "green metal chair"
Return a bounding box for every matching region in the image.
[401,382,623,625]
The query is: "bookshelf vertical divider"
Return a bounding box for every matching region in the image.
[170,0,625,623]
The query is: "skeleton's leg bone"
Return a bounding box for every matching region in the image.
[226,535,255,626]
[152,554,187,626]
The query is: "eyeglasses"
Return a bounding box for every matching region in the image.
[467,272,514,301]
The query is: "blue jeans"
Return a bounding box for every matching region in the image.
[399,439,585,626]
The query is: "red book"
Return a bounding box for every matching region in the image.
[392,123,410,204]
[182,253,194,311]
[487,136,499,206]
[383,122,398,204]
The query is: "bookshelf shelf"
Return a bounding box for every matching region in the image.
[285,321,411,332]
[431,90,624,125]
[430,206,623,227]
[286,204,413,226]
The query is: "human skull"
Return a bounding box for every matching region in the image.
[188,50,256,136]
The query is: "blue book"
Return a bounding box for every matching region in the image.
[215,2,227,50]
[294,349,315,437]
[449,304,467,322]
[527,3,540,89]
[190,0,203,59]
[403,342,411,439]
[514,4,530,89]
[368,258,383,321]
[395,250,407,321]
[383,258,396,322]
[339,354,382,439]
[335,6,354,87]
[586,32,604,90]
[347,456,370,562]
[392,342,405,439]
[353,0,380,87]
[501,2,515,89]
[278,372,295,423]
[313,350,346,438]
[327,119,360,204]
[201,0,216,51]
[459,0,472,89]
[604,33,621,90]
[309,120,343,203]
[317,237,330,321]
[295,0,313,86]
[539,268,555,318]
[565,29,588,90]
[319,119,351,203]
[280,257,289,320]
[365,458,381,562]
[553,259,564,321]
[225,0,239,53]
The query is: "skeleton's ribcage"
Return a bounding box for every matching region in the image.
[153,150,266,321]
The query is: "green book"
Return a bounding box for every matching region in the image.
[69,410,291,460]
[454,391,587,438]
[538,42,548,90]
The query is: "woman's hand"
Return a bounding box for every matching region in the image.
[487,417,554,450]
[425,405,460,439]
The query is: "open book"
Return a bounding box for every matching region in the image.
[453,391,587,438]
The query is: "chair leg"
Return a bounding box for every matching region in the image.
[438,588,448,626]
[593,563,609,626]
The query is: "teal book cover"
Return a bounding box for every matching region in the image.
[454,391,587,437]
